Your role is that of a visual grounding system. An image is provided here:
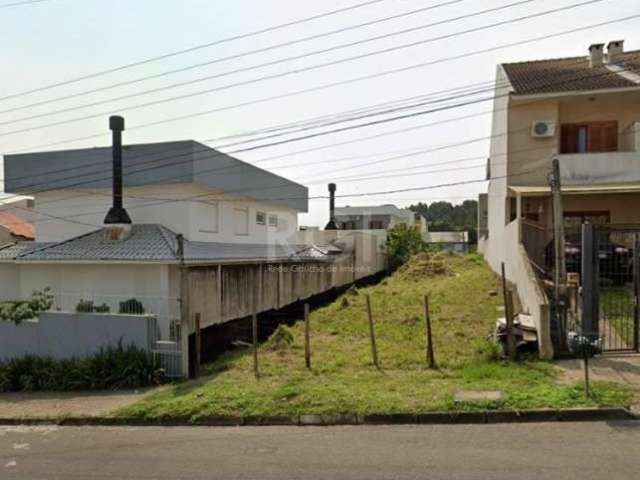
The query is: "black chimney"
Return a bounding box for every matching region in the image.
[324,183,338,230]
[104,115,132,225]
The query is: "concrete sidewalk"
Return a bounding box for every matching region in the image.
[0,389,157,419]
[555,354,640,411]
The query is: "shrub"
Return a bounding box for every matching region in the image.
[119,298,145,315]
[0,342,163,392]
[0,289,54,324]
[386,223,424,268]
[94,303,111,313]
[75,299,95,313]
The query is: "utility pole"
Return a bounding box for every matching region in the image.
[549,157,567,349]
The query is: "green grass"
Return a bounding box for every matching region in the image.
[119,253,632,419]
[601,287,638,346]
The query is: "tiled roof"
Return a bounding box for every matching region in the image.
[2,224,338,263]
[334,205,417,220]
[0,242,53,260]
[502,50,640,95]
[0,212,34,239]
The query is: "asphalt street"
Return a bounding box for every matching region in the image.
[1,421,639,479]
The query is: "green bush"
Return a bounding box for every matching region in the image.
[386,223,424,268]
[0,342,163,392]
[0,289,54,324]
[119,298,145,315]
[75,299,95,313]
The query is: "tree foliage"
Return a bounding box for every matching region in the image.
[0,289,54,324]
[386,223,424,267]
[409,200,478,243]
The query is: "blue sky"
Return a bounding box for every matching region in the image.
[1,0,639,226]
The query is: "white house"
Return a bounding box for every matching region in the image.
[3,140,306,244]
[334,204,428,239]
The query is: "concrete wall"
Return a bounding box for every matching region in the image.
[30,183,299,243]
[508,90,640,187]
[0,262,176,337]
[503,220,553,359]
[0,312,155,361]
[483,66,512,272]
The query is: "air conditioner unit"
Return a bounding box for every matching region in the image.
[531,121,556,138]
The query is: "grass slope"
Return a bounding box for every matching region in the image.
[121,253,631,419]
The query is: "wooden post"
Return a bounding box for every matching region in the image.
[424,296,435,369]
[583,350,590,399]
[194,312,201,378]
[252,310,259,379]
[501,262,517,361]
[366,294,380,369]
[304,303,311,369]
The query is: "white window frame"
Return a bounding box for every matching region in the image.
[198,201,219,234]
[268,214,278,228]
[234,206,249,236]
[256,211,266,225]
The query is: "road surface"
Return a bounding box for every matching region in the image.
[1,421,639,479]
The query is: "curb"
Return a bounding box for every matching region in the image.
[0,407,636,427]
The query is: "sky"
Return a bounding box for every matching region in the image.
[0,0,639,227]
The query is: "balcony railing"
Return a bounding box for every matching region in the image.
[558,151,640,186]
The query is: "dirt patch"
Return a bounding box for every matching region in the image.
[399,252,451,279]
[0,388,160,419]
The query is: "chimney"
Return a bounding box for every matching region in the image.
[588,43,604,68]
[103,115,132,241]
[324,183,338,230]
[607,40,624,65]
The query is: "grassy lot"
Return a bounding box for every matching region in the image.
[120,253,632,419]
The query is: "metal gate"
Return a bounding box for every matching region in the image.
[582,224,640,353]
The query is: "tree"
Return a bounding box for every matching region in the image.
[409,200,479,244]
[386,223,424,267]
[0,289,53,324]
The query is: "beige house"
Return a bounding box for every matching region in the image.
[479,40,640,358]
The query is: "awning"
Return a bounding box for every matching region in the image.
[508,184,640,197]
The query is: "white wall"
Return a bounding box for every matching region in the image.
[3,262,177,337]
[483,66,512,271]
[31,183,299,244]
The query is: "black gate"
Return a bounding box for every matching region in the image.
[582,224,640,353]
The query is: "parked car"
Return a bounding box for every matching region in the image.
[546,240,633,285]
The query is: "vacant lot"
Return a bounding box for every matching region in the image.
[121,253,632,419]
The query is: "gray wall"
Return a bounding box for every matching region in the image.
[0,312,155,361]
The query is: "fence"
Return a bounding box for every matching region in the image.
[0,311,156,361]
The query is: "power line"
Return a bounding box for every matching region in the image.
[0,0,469,117]
[0,0,607,138]
[5,62,637,206]
[0,0,390,102]
[7,6,632,155]
[0,0,53,9]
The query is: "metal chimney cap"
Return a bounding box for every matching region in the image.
[109,115,125,131]
[328,183,336,192]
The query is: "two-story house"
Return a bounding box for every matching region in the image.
[479,40,640,358]
[334,204,428,238]
[0,140,310,338]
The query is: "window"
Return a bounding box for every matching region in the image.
[369,220,384,229]
[256,211,266,225]
[234,207,249,235]
[197,201,219,233]
[560,121,618,153]
[268,214,278,227]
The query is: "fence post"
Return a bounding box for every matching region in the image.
[424,296,436,369]
[581,222,599,337]
[366,294,380,369]
[501,262,517,361]
[252,309,259,379]
[194,312,201,378]
[304,303,311,369]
